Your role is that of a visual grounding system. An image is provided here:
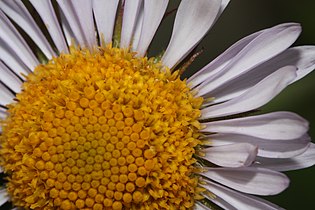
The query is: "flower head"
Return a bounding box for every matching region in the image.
[0,0,314,209]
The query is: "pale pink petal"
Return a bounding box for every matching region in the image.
[161,0,221,69]
[202,134,232,146]
[201,143,257,167]
[195,203,212,210]
[188,29,264,88]
[59,11,74,46]
[135,0,168,57]
[203,181,283,210]
[219,0,231,14]
[289,46,315,83]
[0,83,15,106]
[249,135,311,159]
[204,133,311,158]
[202,112,308,140]
[131,5,144,51]
[0,10,39,70]
[196,23,301,97]
[201,167,289,195]
[93,0,119,45]
[204,196,237,210]
[254,143,315,171]
[120,0,143,48]
[30,0,69,53]
[57,0,82,45]
[72,0,96,47]
[0,38,30,76]
[57,0,96,48]
[0,0,56,58]
[0,61,22,93]
[205,46,315,104]
[200,66,296,119]
[0,107,7,119]
[0,189,9,206]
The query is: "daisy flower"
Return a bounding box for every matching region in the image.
[0,0,314,209]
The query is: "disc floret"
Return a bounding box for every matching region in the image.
[0,46,203,209]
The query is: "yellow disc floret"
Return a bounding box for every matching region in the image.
[0,46,203,209]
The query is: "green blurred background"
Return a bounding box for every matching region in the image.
[150,0,315,209]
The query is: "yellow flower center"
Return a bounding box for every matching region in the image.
[0,46,203,209]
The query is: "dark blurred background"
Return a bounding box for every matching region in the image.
[150,0,315,209]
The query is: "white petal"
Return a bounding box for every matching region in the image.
[0,10,39,70]
[57,0,96,48]
[197,23,301,97]
[254,143,315,171]
[201,167,290,195]
[161,0,221,69]
[195,203,211,210]
[203,195,237,210]
[120,0,142,48]
[0,106,7,119]
[135,0,169,57]
[59,10,74,46]
[0,61,22,93]
[29,0,69,54]
[255,135,310,158]
[0,38,30,76]
[201,66,297,119]
[0,0,56,59]
[203,181,283,210]
[202,134,232,146]
[93,0,119,45]
[202,111,309,140]
[289,46,315,83]
[197,198,238,210]
[201,143,257,167]
[71,0,97,48]
[219,0,230,14]
[0,82,15,106]
[131,5,144,51]
[188,29,263,88]
[204,133,311,158]
[205,45,315,105]
[0,189,9,206]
